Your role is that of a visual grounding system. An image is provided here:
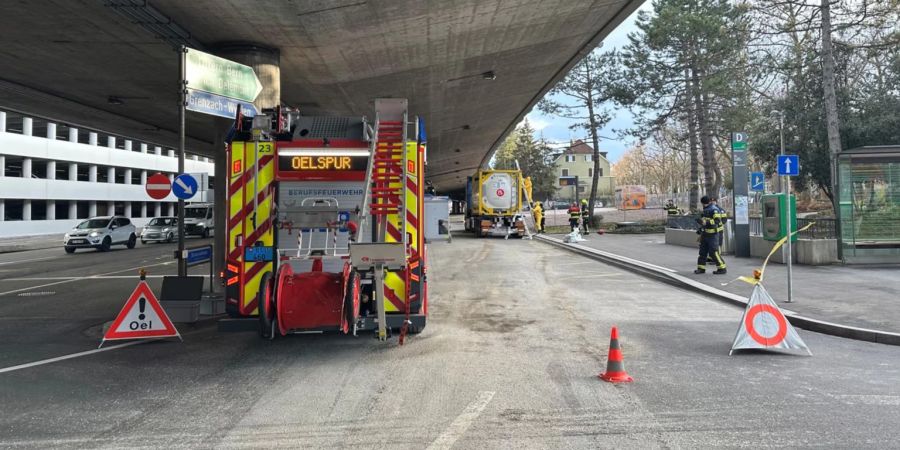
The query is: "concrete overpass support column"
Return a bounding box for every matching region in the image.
[214,44,281,110]
[0,111,6,132]
[46,123,57,140]
[68,128,78,142]
[140,143,148,153]
[47,161,56,180]
[22,117,32,136]
[22,158,32,179]
[69,201,77,219]
[23,200,31,220]
[89,132,98,146]
[69,163,77,181]
[89,201,97,217]
[89,165,97,182]
[47,200,55,220]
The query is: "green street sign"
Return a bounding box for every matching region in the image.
[185,48,262,103]
[731,132,747,150]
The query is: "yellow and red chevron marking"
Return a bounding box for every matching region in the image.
[383,141,422,313]
[226,141,275,317]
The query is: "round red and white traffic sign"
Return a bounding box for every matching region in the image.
[146,173,172,200]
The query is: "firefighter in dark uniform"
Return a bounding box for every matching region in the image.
[711,197,727,247]
[665,200,679,216]
[580,199,590,233]
[695,196,727,275]
[568,202,581,232]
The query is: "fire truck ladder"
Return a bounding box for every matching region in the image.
[361,98,409,341]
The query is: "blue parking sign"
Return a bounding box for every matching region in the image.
[777,155,799,176]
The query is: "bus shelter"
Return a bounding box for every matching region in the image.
[837,145,900,263]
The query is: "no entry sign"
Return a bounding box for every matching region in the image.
[146,173,171,200]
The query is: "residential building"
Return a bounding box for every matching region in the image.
[0,110,215,237]
[553,140,615,201]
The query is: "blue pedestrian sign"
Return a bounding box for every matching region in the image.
[777,155,799,176]
[172,174,199,200]
[750,172,765,192]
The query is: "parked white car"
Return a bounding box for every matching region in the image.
[140,216,179,244]
[64,216,137,253]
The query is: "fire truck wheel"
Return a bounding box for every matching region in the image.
[257,272,276,340]
[343,270,360,334]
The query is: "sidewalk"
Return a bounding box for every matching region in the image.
[542,232,900,342]
[0,234,63,254]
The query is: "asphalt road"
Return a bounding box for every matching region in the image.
[2,233,900,448]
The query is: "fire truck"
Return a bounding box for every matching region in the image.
[223,99,426,342]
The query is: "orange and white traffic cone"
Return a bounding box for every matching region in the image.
[599,326,633,383]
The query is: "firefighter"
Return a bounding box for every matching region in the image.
[665,200,679,216]
[580,199,590,233]
[532,202,544,234]
[695,196,726,274]
[568,202,581,232]
[711,197,727,247]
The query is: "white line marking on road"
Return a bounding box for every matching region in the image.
[426,391,495,450]
[0,261,175,297]
[0,341,147,374]
[2,275,210,281]
[0,256,57,266]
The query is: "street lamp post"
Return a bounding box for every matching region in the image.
[772,110,793,303]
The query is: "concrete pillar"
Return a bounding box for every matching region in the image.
[107,136,116,149]
[89,165,97,182]
[69,201,77,219]
[141,202,147,218]
[140,170,147,185]
[140,143,148,153]
[23,200,31,220]
[69,163,78,181]
[124,168,132,185]
[191,154,199,161]
[0,111,6,132]
[0,155,5,177]
[108,201,115,216]
[125,202,132,218]
[214,44,281,110]
[0,199,4,221]
[168,149,175,158]
[107,167,116,184]
[89,201,97,217]
[22,117,33,136]
[46,123,57,140]
[68,127,78,142]
[47,200,56,220]
[154,146,162,156]
[22,158,32,179]
[47,160,56,180]
[89,132,98,146]
[155,202,162,217]
[124,140,132,151]
[167,203,175,216]
[168,173,174,183]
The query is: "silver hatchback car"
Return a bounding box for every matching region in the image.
[140,216,179,244]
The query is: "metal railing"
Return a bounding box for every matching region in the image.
[748,216,836,239]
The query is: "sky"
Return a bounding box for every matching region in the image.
[522,1,653,164]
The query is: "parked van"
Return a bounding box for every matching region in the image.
[184,203,214,238]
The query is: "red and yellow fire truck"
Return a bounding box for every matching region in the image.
[223,99,426,342]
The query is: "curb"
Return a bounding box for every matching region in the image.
[535,234,900,346]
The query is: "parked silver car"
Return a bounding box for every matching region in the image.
[140,216,179,244]
[64,216,137,253]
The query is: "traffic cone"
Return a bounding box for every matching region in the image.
[599,326,633,383]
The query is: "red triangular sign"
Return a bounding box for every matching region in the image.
[102,281,180,344]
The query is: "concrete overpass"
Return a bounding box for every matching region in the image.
[0,0,641,192]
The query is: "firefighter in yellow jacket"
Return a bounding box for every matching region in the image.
[532,202,544,234]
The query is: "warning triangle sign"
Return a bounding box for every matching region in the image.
[101,280,180,345]
[731,284,810,356]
